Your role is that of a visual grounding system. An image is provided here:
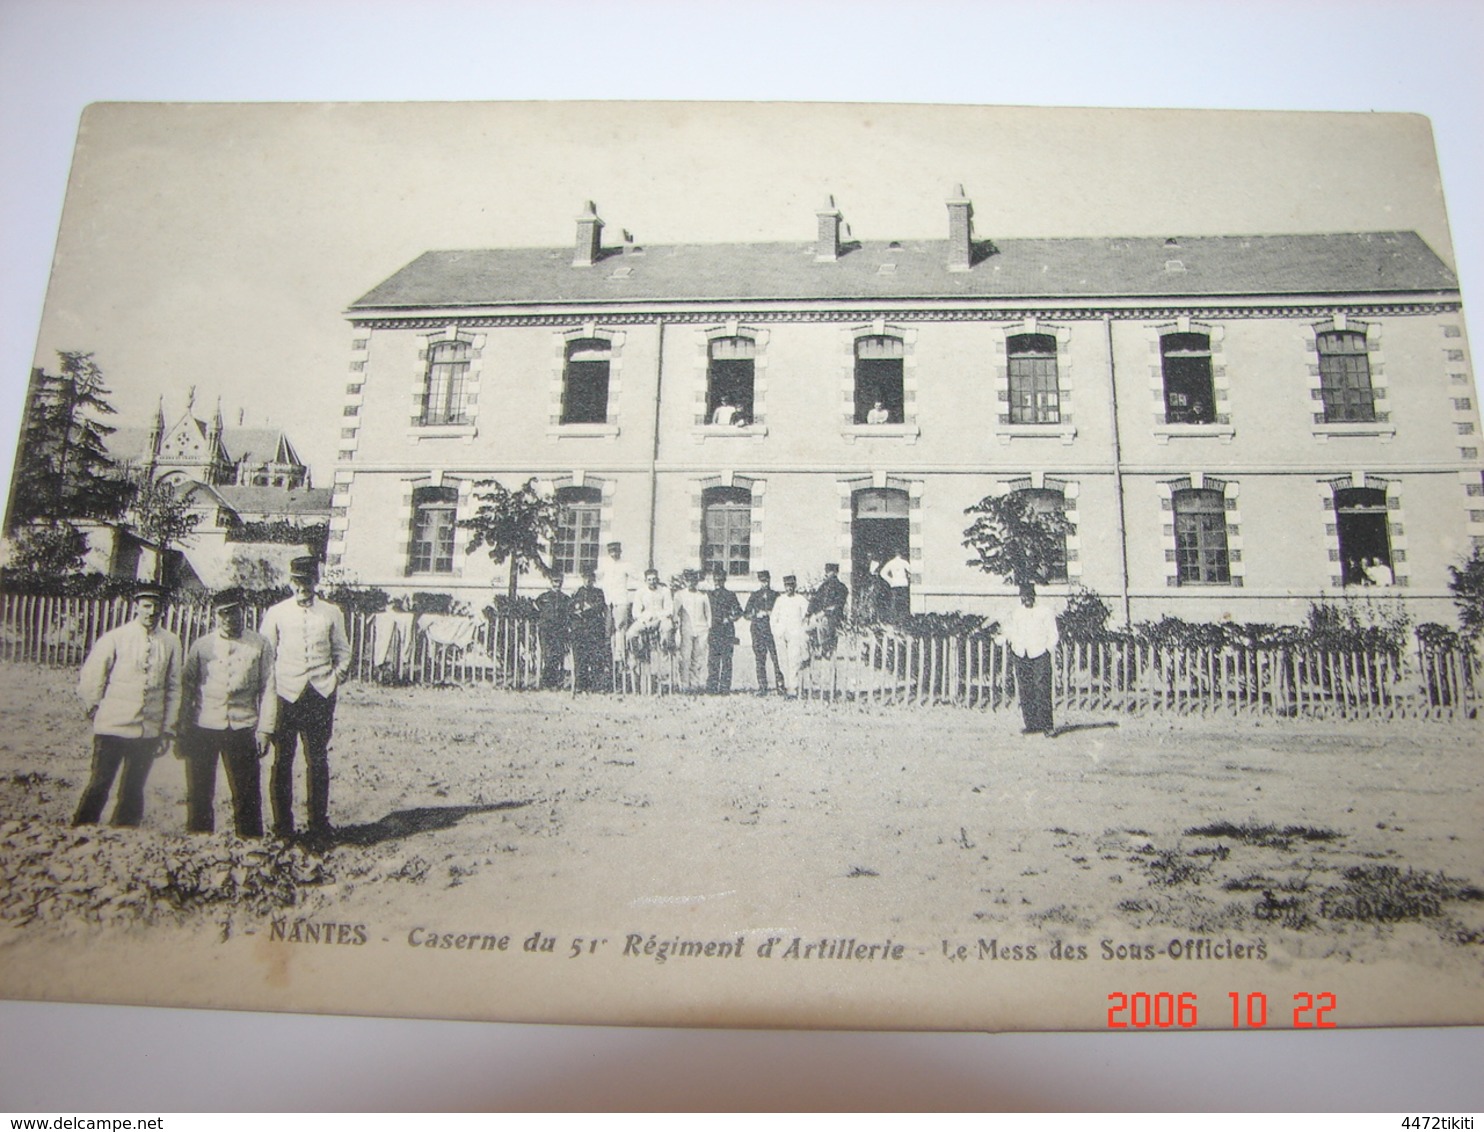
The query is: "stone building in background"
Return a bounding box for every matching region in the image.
[329,188,1478,623]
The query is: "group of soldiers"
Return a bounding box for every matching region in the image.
[532,542,851,697]
[67,541,1065,841]
[72,555,350,841]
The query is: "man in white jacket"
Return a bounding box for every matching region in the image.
[259,556,350,839]
[73,583,182,827]
[773,574,811,698]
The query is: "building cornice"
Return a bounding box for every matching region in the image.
[347,299,1463,330]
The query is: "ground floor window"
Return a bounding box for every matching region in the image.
[1335,486,1392,585]
[409,485,458,574]
[1015,487,1069,583]
[553,485,602,577]
[1173,487,1229,584]
[701,485,751,576]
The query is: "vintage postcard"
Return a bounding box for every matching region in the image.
[1,102,1480,1032]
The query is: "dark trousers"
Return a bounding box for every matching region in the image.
[707,634,734,694]
[750,623,783,692]
[539,626,569,689]
[572,630,610,692]
[1013,650,1055,733]
[73,735,161,827]
[271,687,335,835]
[184,727,264,837]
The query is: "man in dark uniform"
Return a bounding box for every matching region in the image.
[705,566,743,694]
[535,572,572,690]
[743,569,785,695]
[569,568,610,692]
[807,562,850,657]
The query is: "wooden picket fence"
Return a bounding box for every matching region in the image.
[2,593,1478,721]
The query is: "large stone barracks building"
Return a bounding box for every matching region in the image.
[329,188,1478,623]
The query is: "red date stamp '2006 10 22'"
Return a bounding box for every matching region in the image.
[1106,991,1338,1029]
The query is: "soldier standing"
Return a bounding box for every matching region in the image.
[1003,582,1060,736]
[673,569,711,693]
[743,569,785,695]
[535,572,572,690]
[807,562,850,657]
[569,568,610,692]
[72,583,182,828]
[179,591,276,836]
[705,566,743,694]
[259,555,350,840]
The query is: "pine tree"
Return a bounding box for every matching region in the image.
[6,352,133,532]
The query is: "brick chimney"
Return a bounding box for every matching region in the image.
[946,183,974,271]
[573,201,604,267]
[816,195,843,262]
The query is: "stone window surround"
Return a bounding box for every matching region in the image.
[401,471,475,578]
[690,471,765,576]
[540,471,615,572]
[1318,472,1407,589]
[992,317,1077,445]
[1149,317,1235,444]
[548,324,625,440]
[840,319,921,444]
[408,327,484,443]
[985,473,1083,587]
[1304,314,1395,442]
[692,322,770,442]
[835,472,924,588]
[1158,473,1244,587]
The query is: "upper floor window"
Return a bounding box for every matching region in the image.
[421,340,470,426]
[1007,334,1060,425]
[1161,333,1215,425]
[561,338,612,425]
[854,335,904,424]
[701,485,751,577]
[1014,487,1069,583]
[1317,330,1376,423]
[707,336,756,425]
[1335,486,1392,586]
[409,485,458,574]
[553,485,602,577]
[1173,487,1229,584]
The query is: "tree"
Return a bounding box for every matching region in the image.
[457,477,560,597]
[6,352,133,533]
[1447,546,1484,641]
[131,478,201,584]
[3,521,88,578]
[962,491,1073,587]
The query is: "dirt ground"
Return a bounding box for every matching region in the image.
[2,660,1482,1027]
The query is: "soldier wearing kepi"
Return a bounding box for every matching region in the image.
[743,569,785,695]
[1003,582,1060,736]
[72,582,182,828]
[705,566,744,694]
[179,590,276,836]
[259,555,350,840]
[807,562,850,657]
[535,572,572,690]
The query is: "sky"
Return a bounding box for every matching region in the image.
[2,1,1483,490]
[13,101,1466,480]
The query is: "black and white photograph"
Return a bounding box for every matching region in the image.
[0,98,1480,1040]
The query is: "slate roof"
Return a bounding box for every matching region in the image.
[212,485,331,516]
[350,231,1458,311]
[106,425,301,469]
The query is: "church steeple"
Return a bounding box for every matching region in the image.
[145,396,165,474]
